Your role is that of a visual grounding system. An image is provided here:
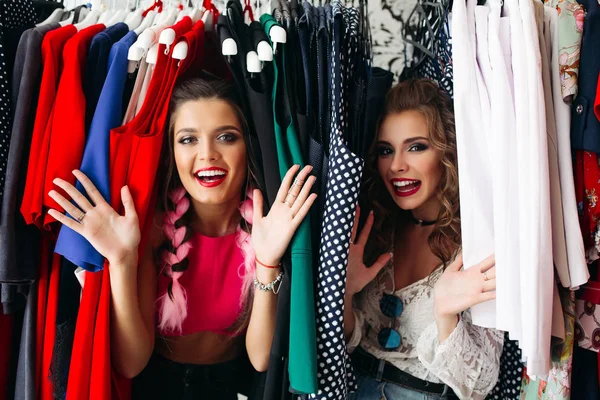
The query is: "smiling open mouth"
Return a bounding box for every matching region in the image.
[391,179,422,197]
[195,168,228,188]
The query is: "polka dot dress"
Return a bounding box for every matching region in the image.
[486,333,523,400]
[0,0,36,210]
[309,3,363,399]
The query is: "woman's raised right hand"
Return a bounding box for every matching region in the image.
[346,206,393,297]
[48,170,141,266]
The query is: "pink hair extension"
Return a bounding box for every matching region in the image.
[158,187,192,333]
[237,187,256,308]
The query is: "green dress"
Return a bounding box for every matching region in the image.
[261,13,318,394]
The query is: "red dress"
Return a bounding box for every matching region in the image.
[42,24,105,228]
[67,18,194,400]
[20,25,76,229]
[38,25,105,400]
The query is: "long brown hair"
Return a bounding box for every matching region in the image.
[363,78,461,266]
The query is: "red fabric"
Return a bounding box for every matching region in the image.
[0,305,14,400]
[65,271,103,400]
[574,151,600,246]
[40,252,62,400]
[142,0,163,17]
[72,18,194,400]
[157,232,245,336]
[595,72,600,122]
[35,236,53,400]
[20,25,77,229]
[42,24,105,228]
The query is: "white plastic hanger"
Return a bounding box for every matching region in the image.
[268,24,286,54]
[125,8,144,30]
[246,51,261,73]
[74,9,101,30]
[189,0,203,23]
[172,40,189,61]
[106,9,127,27]
[37,8,65,26]
[134,10,157,36]
[202,8,214,31]
[257,40,273,61]
[59,11,75,27]
[146,42,160,64]
[98,9,114,24]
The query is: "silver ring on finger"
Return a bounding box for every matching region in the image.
[77,211,86,222]
[293,178,305,187]
[483,272,489,281]
[284,199,294,207]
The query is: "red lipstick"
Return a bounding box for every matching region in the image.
[390,178,421,197]
[195,167,228,188]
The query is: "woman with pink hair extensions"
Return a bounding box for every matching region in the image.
[47,77,316,399]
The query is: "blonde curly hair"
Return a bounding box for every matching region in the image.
[363,78,461,267]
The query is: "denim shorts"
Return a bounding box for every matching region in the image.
[348,372,453,400]
[132,352,254,400]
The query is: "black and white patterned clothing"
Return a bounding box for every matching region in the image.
[310,3,364,398]
[486,334,523,400]
[0,0,36,214]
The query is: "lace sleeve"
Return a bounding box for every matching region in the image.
[347,308,365,353]
[416,311,504,400]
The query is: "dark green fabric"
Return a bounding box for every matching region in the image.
[261,14,318,394]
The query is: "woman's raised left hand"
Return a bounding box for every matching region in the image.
[433,253,496,320]
[251,165,317,266]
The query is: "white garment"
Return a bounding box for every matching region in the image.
[504,0,529,345]
[452,0,496,329]
[546,6,589,289]
[535,0,570,290]
[486,0,521,335]
[348,262,503,400]
[518,0,553,375]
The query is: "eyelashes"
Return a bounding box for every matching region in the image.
[177,133,240,145]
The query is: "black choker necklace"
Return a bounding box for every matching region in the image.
[411,215,437,227]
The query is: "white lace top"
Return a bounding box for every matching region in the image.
[348,260,504,400]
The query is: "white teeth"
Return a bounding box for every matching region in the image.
[393,180,419,188]
[197,170,226,178]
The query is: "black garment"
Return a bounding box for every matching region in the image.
[310,3,363,398]
[122,69,138,118]
[31,0,63,24]
[132,352,255,400]
[14,282,36,400]
[360,67,393,157]
[83,23,129,131]
[571,345,599,400]
[49,259,81,399]
[217,8,267,196]
[485,334,523,400]
[0,0,36,215]
[71,4,86,23]
[0,22,53,286]
[571,0,600,152]
[4,22,57,400]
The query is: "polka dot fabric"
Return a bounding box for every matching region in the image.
[486,333,523,400]
[0,0,36,210]
[309,2,364,399]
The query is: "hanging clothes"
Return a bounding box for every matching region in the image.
[0,0,36,213]
[570,0,600,153]
[310,3,363,398]
[260,13,318,395]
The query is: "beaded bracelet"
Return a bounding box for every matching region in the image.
[254,272,284,294]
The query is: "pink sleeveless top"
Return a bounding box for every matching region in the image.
[157,232,246,336]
